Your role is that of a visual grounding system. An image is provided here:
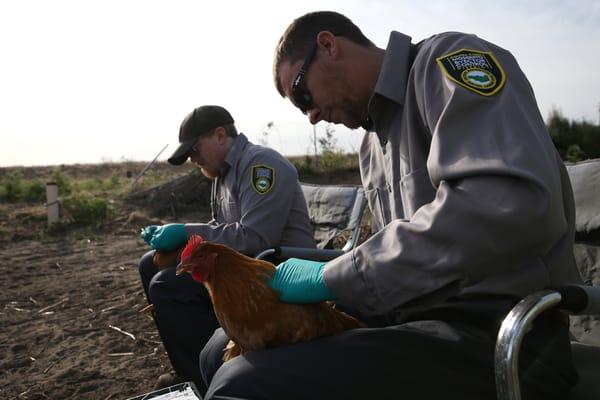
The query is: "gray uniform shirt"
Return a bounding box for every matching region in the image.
[185,133,315,255]
[324,31,581,317]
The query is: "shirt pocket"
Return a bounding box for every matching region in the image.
[364,186,392,233]
[399,167,436,218]
[219,199,240,222]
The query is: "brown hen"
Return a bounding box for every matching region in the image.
[176,235,363,361]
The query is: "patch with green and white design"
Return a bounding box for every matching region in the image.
[436,49,505,96]
[251,165,274,194]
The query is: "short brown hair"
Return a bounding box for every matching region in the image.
[273,11,374,96]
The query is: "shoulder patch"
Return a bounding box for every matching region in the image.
[251,164,274,195]
[436,49,505,96]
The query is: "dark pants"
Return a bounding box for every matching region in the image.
[200,312,576,400]
[139,250,219,394]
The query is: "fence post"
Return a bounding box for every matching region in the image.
[46,182,59,225]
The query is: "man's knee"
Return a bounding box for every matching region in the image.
[149,267,212,306]
[200,328,229,386]
[139,250,157,278]
[148,267,178,305]
[139,250,158,302]
[204,356,258,400]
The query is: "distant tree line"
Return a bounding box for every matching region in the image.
[548,109,600,163]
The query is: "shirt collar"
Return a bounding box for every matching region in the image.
[366,31,413,138]
[221,133,249,175]
[373,31,413,104]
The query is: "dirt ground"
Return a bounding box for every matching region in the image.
[0,224,178,399]
[0,162,206,400]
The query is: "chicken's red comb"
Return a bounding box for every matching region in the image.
[182,235,204,259]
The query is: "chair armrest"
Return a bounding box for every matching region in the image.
[495,285,600,400]
[255,246,345,261]
[495,290,562,400]
[551,285,600,315]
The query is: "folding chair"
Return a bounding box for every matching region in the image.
[256,183,367,261]
[496,159,600,399]
[495,285,600,400]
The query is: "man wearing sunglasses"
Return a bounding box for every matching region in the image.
[198,11,580,400]
[138,105,315,393]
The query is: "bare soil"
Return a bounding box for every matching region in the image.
[0,162,205,399]
[0,216,185,399]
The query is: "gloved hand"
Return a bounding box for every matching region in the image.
[268,258,335,303]
[147,223,188,251]
[140,225,159,245]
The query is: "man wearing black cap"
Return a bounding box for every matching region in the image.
[138,105,316,392]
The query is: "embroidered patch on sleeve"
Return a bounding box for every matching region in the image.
[436,49,505,96]
[251,165,274,194]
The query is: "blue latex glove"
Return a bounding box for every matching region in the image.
[148,223,188,251]
[140,225,159,245]
[268,258,335,303]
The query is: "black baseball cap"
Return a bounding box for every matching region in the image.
[168,105,235,165]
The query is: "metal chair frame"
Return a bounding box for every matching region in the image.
[495,285,600,400]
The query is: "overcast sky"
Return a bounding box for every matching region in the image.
[1,0,599,167]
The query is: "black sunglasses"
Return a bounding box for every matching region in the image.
[291,43,318,114]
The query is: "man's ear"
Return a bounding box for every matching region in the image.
[215,126,227,144]
[316,31,339,58]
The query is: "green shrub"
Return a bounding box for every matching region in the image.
[566,144,585,163]
[291,156,315,175]
[580,124,600,159]
[319,150,348,171]
[0,172,24,203]
[102,173,121,191]
[63,193,113,226]
[23,179,46,203]
[547,108,600,160]
[75,178,102,192]
[290,153,358,175]
[52,169,72,196]
[135,170,167,190]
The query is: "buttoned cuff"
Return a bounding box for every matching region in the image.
[322,248,378,315]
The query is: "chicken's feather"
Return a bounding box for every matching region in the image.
[182,239,363,361]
